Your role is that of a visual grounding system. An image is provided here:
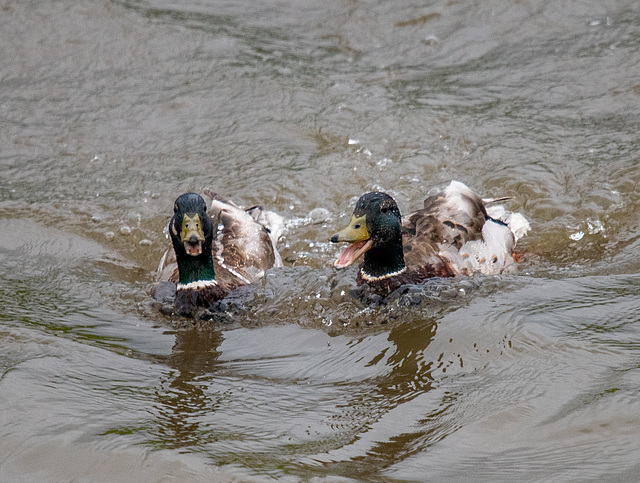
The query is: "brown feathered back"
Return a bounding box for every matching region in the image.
[402,181,488,269]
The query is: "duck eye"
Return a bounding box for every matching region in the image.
[380,206,388,214]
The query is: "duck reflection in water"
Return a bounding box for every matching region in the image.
[150,329,224,449]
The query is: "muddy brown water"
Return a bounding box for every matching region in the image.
[1,1,640,481]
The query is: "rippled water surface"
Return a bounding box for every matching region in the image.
[1,0,640,481]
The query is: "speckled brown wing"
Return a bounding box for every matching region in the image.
[401,184,488,269]
[157,246,179,284]
[401,210,443,268]
[209,198,278,288]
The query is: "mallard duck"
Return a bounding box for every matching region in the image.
[156,191,283,317]
[330,181,529,295]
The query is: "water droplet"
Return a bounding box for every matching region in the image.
[586,218,604,235]
[423,34,439,45]
[120,226,131,235]
[306,207,331,224]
